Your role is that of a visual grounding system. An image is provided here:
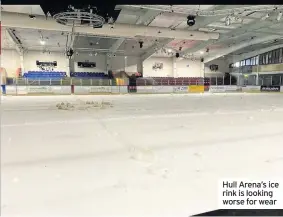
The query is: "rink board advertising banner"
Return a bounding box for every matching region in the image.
[209,85,240,93]
[4,86,72,95]
[173,86,188,93]
[50,86,71,94]
[75,86,111,94]
[5,86,27,95]
[136,86,188,94]
[188,85,204,93]
[27,86,54,94]
[152,86,173,93]
[111,86,128,93]
[137,86,153,93]
[16,86,26,94]
[89,86,111,93]
[209,86,226,93]
[75,86,127,94]
[260,85,280,92]
[242,86,261,92]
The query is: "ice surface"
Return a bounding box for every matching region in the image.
[1,93,283,216]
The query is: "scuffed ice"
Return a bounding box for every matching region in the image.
[1,93,283,216]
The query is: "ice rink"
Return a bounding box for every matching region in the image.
[1,93,283,216]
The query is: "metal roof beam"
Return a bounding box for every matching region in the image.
[227,44,283,63]
[109,38,125,53]
[186,5,228,31]
[135,9,161,25]
[5,28,24,55]
[204,35,282,63]
[141,38,173,61]
[108,9,163,54]
[1,12,219,41]
[181,18,278,56]
[70,35,77,49]
[180,41,213,56]
[116,7,147,17]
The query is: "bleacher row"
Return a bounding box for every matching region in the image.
[23,71,67,79]
[70,72,107,78]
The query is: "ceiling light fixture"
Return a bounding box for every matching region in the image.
[200,51,204,54]
[261,13,270,20]
[187,15,196,26]
[40,40,46,45]
[107,17,114,25]
[225,16,231,26]
[66,48,74,58]
[29,14,36,19]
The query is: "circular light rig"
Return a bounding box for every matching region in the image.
[53,5,105,28]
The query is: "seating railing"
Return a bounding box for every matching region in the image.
[11,78,112,86]
[7,75,283,86]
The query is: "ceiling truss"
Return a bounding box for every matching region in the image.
[5,28,25,55]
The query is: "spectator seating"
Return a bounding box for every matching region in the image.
[23,71,66,79]
[204,77,210,85]
[70,72,107,78]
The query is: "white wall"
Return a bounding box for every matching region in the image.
[143,57,173,77]
[2,49,227,78]
[73,54,106,72]
[1,49,21,77]
[204,58,229,77]
[23,51,69,73]
[175,59,203,77]
[141,57,204,78]
[111,56,138,73]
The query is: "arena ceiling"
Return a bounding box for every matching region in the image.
[1,4,283,63]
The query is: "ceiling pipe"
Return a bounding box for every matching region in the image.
[1,12,219,41]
